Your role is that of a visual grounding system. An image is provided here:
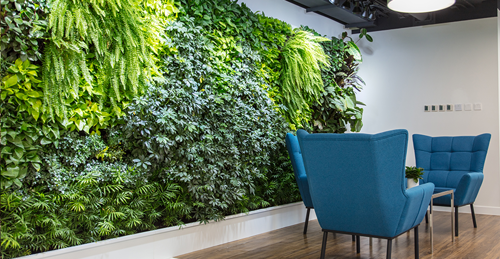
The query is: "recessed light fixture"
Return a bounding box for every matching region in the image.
[387,0,455,13]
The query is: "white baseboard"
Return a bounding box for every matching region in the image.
[17,202,315,259]
[432,204,500,216]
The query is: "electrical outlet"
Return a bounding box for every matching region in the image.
[424,105,430,112]
[455,104,462,111]
[474,103,482,111]
[431,105,438,112]
[464,103,472,111]
[439,105,445,112]
[446,104,453,111]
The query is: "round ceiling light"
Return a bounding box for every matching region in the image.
[387,0,455,13]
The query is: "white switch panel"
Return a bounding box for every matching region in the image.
[474,103,482,111]
[446,104,453,111]
[424,105,430,112]
[455,104,462,111]
[464,103,472,111]
[431,105,438,112]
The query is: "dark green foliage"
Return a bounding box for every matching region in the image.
[0,0,49,74]
[405,166,424,183]
[1,133,189,258]
[177,0,293,113]
[302,26,368,133]
[120,19,296,222]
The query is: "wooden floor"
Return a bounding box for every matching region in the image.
[177,211,500,259]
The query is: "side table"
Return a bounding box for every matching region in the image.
[429,189,454,253]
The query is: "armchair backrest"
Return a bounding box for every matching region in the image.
[413,134,491,188]
[285,133,313,208]
[297,129,409,237]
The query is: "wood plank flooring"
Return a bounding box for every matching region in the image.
[177,211,500,259]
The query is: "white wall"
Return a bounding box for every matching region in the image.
[238,0,345,38]
[357,18,500,215]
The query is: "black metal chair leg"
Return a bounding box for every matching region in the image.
[352,235,355,242]
[414,226,419,259]
[470,204,477,228]
[425,211,428,224]
[356,235,360,253]
[386,239,392,259]
[320,231,328,259]
[303,208,311,234]
[455,206,459,236]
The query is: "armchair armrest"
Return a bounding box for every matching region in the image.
[454,172,484,206]
[395,183,435,235]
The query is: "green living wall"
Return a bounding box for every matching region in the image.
[0,0,369,258]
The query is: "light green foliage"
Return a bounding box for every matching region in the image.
[0,0,49,74]
[42,0,163,119]
[302,26,369,133]
[0,60,122,189]
[279,29,331,129]
[0,60,56,189]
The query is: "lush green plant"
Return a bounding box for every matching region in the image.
[0,59,57,189]
[177,0,293,112]
[278,29,330,129]
[119,18,296,222]
[405,166,424,183]
[302,27,371,133]
[41,0,167,119]
[0,0,50,74]
[1,133,189,258]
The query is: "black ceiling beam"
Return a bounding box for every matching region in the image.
[345,21,376,28]
[306,4,336,12]
[285,0,348,25]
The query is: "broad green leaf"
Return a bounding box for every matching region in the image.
[2,166,19,178]
[40,138,52,145]
[14,148,24,158]
[4,74,18,88]
[347,41,362,62]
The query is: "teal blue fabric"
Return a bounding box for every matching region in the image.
[285,133,313,208]
[413,134,490,206]
[297,129,434,238]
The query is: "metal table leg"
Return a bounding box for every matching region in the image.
[430,199,434,253]
[451,192,454,242]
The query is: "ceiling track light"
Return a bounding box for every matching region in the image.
[387,0,456,13]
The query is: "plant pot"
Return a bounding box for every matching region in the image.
[407,178,419,189]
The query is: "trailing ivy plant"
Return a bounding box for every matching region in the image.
[278,29,331,130]
[0,0,50,74]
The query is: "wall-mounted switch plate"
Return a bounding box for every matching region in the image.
[424,105,430,112]
[455,104,463,111]
[431,105,438,112]
[446,104,453,111]
[464,103,472,111]
[439,105,445,112]
[474,103,482,111]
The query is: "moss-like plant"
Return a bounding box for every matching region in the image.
[279,29,330,129]
[405,166,424,183]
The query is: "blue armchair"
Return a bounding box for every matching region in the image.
[413,133,491,236]
[297,129,434,259]
[285,133,314,234]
